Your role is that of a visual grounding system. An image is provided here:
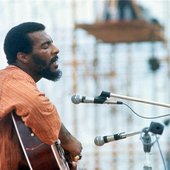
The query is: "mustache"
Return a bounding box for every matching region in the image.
[50,55,59,64]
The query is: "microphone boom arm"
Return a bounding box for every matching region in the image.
[102,91,170,108]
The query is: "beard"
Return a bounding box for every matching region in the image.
[32,54,62,81]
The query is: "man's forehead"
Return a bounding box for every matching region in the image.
[28,30,52,43]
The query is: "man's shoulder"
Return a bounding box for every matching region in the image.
[0,65,35,85]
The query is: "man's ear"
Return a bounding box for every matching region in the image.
[16,52,30,64]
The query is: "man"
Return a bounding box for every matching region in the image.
[0,22,82,170]
[117,0,139,20]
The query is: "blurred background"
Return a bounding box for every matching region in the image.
[0,0,170,169]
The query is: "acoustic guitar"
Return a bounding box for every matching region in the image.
[11,112,76,170]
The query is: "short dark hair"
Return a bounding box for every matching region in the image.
[4,22,45,64]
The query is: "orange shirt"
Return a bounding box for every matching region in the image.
[0,65,62,169]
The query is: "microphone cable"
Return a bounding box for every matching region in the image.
[155,135,167,170]
[122,102,170,119]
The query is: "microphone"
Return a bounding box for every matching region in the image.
[94,122,163,146]
[94,131,141,146]
[71,94,123,104]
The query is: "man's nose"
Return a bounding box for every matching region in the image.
[52,44,59,54]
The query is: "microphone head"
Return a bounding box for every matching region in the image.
[71,95,82,104]
[94,136,104,146]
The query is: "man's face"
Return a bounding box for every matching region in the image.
[28,31,62,81]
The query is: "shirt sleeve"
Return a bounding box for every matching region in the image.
[1,76,61,145]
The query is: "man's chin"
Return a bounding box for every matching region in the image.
[41,70,62,81]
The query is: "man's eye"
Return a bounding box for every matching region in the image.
[42,44,49,49]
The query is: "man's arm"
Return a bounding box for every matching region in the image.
[2,77,62,145]
[59,123,82,161]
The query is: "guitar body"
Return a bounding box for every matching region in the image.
[11,113,72,170]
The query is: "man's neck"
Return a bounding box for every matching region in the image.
[13,63,41,83]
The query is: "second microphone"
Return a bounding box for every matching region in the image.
[71,94,123,105]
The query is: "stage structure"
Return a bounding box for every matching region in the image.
[73,0,170,169]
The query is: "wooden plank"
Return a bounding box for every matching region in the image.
[75,20,165,43]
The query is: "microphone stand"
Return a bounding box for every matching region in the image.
[141,128,153,170]
[140,122,164,170]
[113,129,154,170]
